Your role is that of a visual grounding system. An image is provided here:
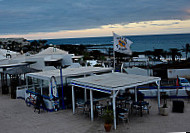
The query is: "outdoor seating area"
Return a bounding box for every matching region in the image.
[74,89,152,125]
[71,72,161,129]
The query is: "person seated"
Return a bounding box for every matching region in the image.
[34,94,46,113]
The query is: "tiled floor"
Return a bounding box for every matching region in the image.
[0,94,190,133]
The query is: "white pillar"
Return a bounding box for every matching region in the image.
[90,89,94,121]
[121,63,123,73]
[40,79,43,95]
[26,76,28,90]
[112,90,117,130]
[84,75,87,102]
[84,89,87,102]
[156,81,161,110]
[72,86,75,114]
[135,86,137,102]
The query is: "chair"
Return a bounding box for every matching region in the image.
[142,103,151,114]
[118,112,129,124]
[83,104,90,117]
[132,101,150,116]
[34,95,46,114]
[76,102,85,114]
[95,104,104,117]
[34,95,41,114]
[186,90,190,102]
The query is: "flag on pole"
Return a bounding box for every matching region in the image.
[113,32,133,55]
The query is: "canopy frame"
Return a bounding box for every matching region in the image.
[70,73,161,130]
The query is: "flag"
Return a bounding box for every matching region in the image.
[113,32,133,55]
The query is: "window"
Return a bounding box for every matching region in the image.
[42,80,49,97]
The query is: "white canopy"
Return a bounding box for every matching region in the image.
[70,72,161,130]
[71,73,160,91]
[26,67,113,80]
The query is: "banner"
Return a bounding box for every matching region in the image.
[113,32,133,55]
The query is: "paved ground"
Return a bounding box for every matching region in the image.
[0,93,190,133]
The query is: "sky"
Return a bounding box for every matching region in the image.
[0,0,190,39]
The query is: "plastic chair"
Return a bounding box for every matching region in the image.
[76,102,85,113]
[118,112,129,124]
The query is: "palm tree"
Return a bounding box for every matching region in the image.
[168,48,181,62]
[185,43,190,59]
[30,40,40,52]
[181,43,190,60]
[153,49,164,60]
[39,40,47,49]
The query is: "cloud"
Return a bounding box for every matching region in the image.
[150,22,180,26]
[0,0,190,34]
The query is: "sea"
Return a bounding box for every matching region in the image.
[45,33,190,55]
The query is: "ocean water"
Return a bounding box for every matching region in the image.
[46,33,190,53]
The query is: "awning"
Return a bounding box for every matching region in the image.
[26,67,113,80]
[71,73,160,91]
[0,62,29,69]
[3,66,41,75]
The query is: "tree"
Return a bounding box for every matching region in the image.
[185,43,190,59]
[39,40,47,49]
[30,40,40,52]
[153,49,164,60]
[181,43,190,60]
[169,48,181,62]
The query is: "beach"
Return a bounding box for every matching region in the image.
[1,92,190,133]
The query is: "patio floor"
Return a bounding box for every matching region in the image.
[0,93,190,133]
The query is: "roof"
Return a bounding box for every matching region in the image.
[44,57,62,62]
[71,73,161,92]
[72,55,84,59]
[4,66,40,75]
[0,62,28,68]
[36,47,68,55]
[0,48,20,57]
[26,67,113,80]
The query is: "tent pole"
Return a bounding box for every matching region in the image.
[156,81,161,111]
[84,89,87,102]
[135,86,137,102]
[26,76,28,90]
[112,90,117,130]
[40,79,43,95]
[60,68,65,109]
[90,89,94,121]
[84,75,87,102]
[72,86,75,114]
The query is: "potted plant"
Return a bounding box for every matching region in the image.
[102,107,113,132]
[160,94,169,116]
[160,103,169,116]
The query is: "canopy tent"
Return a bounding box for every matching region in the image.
[0,62,30,95]
[26,67,113,81]
[2,66,40,98]
[25,67,113,110]
[70,72,161,130]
